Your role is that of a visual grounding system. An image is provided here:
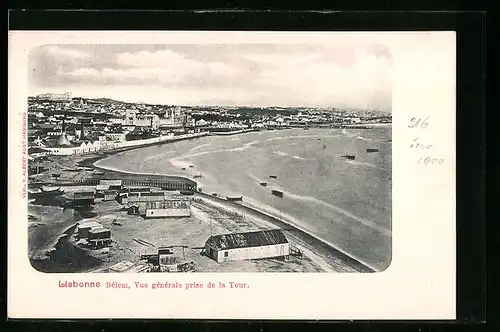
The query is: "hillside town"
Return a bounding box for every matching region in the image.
[28,92,391,159]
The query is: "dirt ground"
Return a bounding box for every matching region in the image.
[29,187,325,273]
[28,153,359,273]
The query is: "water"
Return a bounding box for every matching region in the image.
[96,127,392,271]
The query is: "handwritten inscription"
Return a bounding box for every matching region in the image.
[408,117,444,165]
[408,116,429,129]
[409,137,433,150]
[417,157,444,166]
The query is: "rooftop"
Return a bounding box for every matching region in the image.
[89,227,110,234]
[206,229,289,250]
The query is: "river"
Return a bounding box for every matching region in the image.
[95,127,392,271]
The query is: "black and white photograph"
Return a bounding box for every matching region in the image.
[26,42,392,274]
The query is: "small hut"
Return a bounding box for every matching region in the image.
[127,205,140,215]
[88,227,112,248]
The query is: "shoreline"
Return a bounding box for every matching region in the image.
[196,192,375,272]
[30,128,383,272]
[90,130,378,272]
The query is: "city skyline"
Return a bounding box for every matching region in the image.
[29,93,391,114]
[29,44,392,111]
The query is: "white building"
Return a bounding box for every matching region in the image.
[40,134,102,155]
[37,92,72,102]
[125,110,160,129]
[144,199,191,218]
[204,229,290,263]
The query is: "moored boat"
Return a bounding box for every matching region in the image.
[28,187,65,199]
[226,196,243,202]
[271,190,284,198]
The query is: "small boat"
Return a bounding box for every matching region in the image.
[303,127,310,130]
[269,175,277,179]
[366,148,379,153]
[271,190,284,198]
[226,196,243,202]
[94,171,105,175]
[341,155,356,160]
[260,182,268,187]
[212,193,218,197]
[181,167,186,170]
[28,187,64,198]
[189,165,194,168]
[193,173,203,179]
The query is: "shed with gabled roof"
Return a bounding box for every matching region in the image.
[204,229,290,263]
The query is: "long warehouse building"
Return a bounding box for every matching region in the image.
[204,229,290,263]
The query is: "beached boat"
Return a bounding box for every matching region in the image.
[226,196,243,202]
[180,190,195,196]
[94,171,105,175]
[366,148,379,153]
[28,187,65,199]
[269,175,277,179]
[271,190,284,198]
[260,182,268,187]
[212,193,218,197]
[341,155,356,160]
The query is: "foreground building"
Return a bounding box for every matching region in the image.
[204,229,290,263]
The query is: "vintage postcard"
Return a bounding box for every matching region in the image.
[8,31,456,320]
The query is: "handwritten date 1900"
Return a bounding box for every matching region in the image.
[417,157,444,166]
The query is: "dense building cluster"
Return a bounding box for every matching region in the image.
[27,93,391,157]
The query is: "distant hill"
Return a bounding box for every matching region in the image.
[31,95,391,115]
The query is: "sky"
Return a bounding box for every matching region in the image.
[28,43,392,110]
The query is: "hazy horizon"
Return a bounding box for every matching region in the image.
[29,43,393,111]
[29,93,392,113]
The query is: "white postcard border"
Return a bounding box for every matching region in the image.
[8,31,456,320]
